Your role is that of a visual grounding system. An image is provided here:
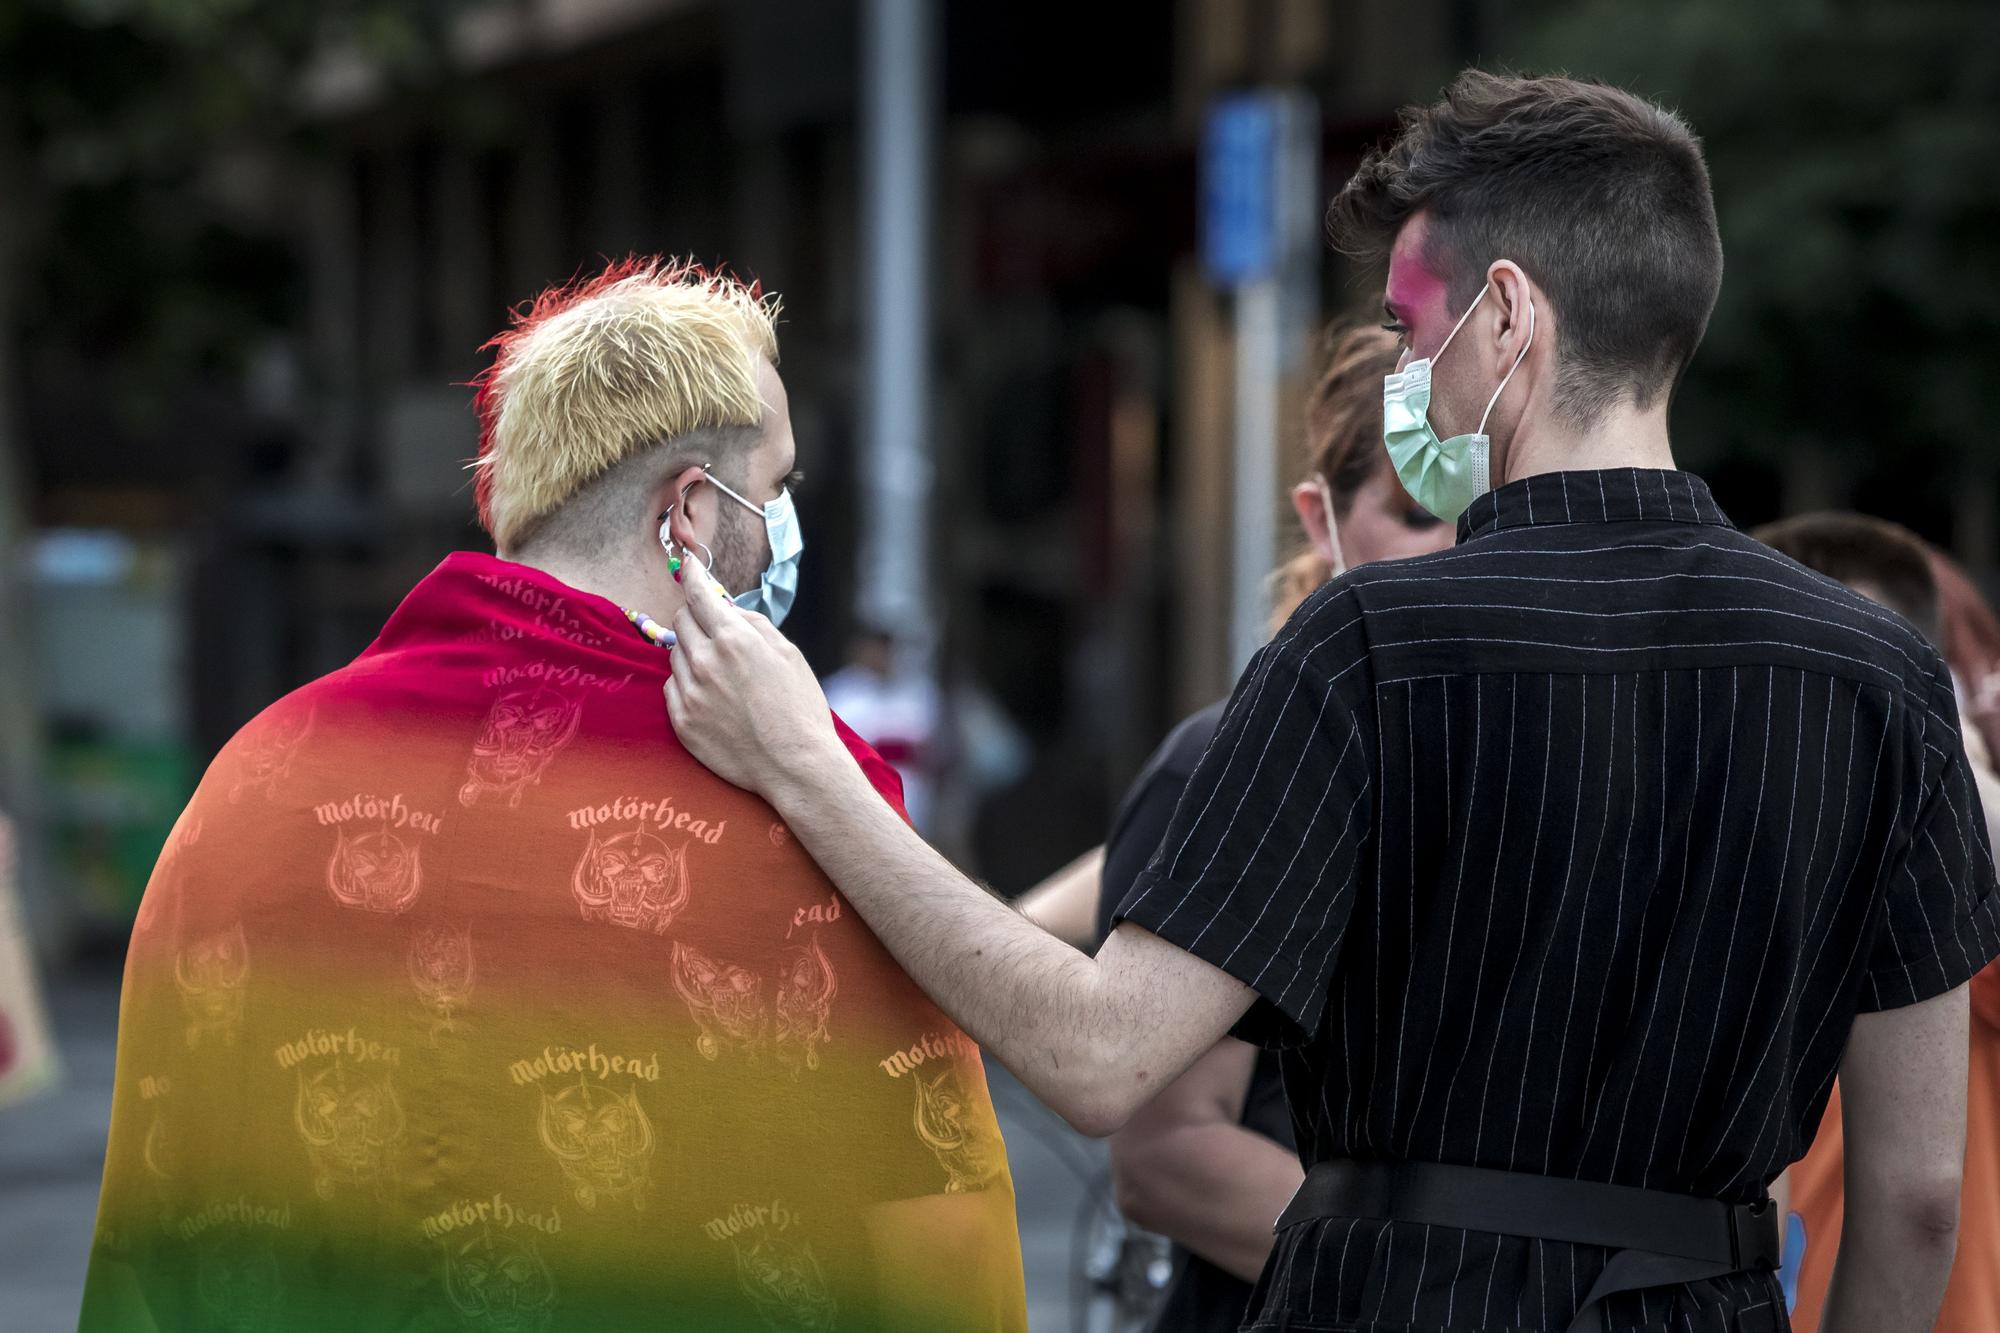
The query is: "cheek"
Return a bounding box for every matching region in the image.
[1337,506,1403,569]
[1393,522,1457,560]
[1340,493,1454,569]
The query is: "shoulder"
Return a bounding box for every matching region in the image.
[1733,532,1950,700]
[830,712,911,819]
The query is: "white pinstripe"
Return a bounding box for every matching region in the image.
[1113,469,1996,1331]
[1536,672,1608,1172]
[1435,676,1517,1157]
[1648,666,1743,1187]
[1675,666,1776,1175]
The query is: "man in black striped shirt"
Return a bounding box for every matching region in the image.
[664,70,2000,1333]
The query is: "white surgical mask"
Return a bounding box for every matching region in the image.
[662,467,805,627]
[1381,282,1535,524]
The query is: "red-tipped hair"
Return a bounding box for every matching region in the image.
[467,256,779,548]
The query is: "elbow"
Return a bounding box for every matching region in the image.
[1895,1177,1964,1249]
[1860,1170,1964,1252]
[1048,1042,1148,1138]
[1055,1085,1136,1139]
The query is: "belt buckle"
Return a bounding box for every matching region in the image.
[1729,1198,1780,1271]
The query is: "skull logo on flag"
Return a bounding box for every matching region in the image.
[443,1227,557,1333]
[774,935,838,1074]
[914,1063,1002,1194]
[327,828,424,916]
[734,1231,838,1332]
[537,1077,653,1211]
[460,687,582,809]
[175,922,250,1049]
[671,941,766,1061]
[295,1060,406,1200]
[409,921,476,1040]
[571,828,690,933]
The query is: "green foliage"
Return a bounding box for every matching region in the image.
[0,0,464,428]
[1507,0,2000,489]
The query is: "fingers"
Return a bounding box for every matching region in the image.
[678,552,735,634]
[743,611,788,650]
[670,603,705,669]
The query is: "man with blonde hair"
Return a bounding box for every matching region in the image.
[79,258,1027,1332]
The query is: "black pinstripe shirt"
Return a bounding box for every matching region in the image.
[1114,469,2000,1332]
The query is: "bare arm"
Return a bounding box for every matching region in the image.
[1820,983,1968,1333]
[664,561,1256,1136]
[1109,1037,1302,1283]
[1013,845,1106,951]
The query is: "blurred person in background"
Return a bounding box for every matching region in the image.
[1931,549,2000,785]
[1095,323,1452,1332]
[824,625,944,833]
[0,806,61,1109]
[1015,325,1451,953]
[1754,514,2000,1333]
[662,70,1998,1333]
[79,259,1026,1332]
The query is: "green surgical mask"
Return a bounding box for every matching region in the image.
[1382,284,1535,524]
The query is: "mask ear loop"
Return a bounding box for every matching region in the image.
[1314,474,1347,580]
[1432,283,1489,363]
[1476,294,1536,437]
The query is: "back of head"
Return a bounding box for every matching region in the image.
[1307,323,1404,505]
[1927,547,2000,687]
[1271,323,1402,625]
[472,257,781,557]
[1327,69,1724,426]
[1754,511,1942,645]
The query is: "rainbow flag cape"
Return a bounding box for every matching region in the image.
[80,552,1026,1332]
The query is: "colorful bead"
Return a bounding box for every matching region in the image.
[622,607,677,648]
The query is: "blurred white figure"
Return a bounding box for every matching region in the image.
[0,809,60,1108]
[823,627,943,833]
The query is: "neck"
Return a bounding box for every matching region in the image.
[1501,400,1677,485]
[508,544,685,622]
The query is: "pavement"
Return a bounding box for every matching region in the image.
[0,967,1121,1333]
[1,968,118,1333]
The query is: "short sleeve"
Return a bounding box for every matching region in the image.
[1112,619,1374,1047]
[1861,676,2000,1011]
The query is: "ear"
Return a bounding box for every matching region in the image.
[1291,481,1343,572]
[655,464,711,551]
[1484,260,1538,366]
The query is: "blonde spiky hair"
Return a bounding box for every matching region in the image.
[470,257,782,551]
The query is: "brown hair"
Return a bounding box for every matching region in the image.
[1326,70,1723,427]
[1752,512,1942,645]
[1269,323,1403,628]
[1927,548,2000,762]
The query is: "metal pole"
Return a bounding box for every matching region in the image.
[858,0,936,641]
[1230,277,1282,673]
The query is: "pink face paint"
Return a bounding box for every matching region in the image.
[1386,214,1462,357]
[1386,237,1452,358]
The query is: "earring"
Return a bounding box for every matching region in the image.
[658,516,715,584]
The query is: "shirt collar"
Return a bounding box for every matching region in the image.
[373,551,655,665]
[1456,469,1735,543]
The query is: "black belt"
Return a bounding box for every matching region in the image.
[1275,1160,1781,1333]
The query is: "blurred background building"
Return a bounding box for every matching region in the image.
[2,0,1997,1327]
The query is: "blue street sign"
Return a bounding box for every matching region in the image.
[1202,93,1279,285]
